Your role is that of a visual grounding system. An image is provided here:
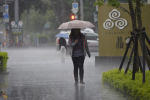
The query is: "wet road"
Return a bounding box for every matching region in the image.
[0,47,134,100]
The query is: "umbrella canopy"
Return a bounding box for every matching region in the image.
[55,33,69,38]
[58,20,95,29]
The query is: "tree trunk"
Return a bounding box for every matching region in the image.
[133,35,139,80]
[136,0,142,31]
[139,34,150,70]
[128,0,136,31]
[136,0,150,70]
[128,0,139,72]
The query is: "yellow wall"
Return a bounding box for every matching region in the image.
[98,4,150,56]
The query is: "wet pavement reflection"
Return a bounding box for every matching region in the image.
[0,47,134,100]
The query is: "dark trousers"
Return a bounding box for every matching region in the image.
[72,56,85,82]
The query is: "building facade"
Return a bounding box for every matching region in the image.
[95,3,150,67]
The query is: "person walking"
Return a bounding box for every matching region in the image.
[69,28,91,84]
[59,37,67,62]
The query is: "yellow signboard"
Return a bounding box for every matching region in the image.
[12,32,22,34]
[98,4,150,56]
[12,28,22,34]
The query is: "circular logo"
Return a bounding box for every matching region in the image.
[103,9,128,30]
[115,18,127,30]
[103,19,114,30]
[109,9,120,20]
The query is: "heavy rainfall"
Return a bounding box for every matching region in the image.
[0,0,149,100]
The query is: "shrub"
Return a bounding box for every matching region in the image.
[0,52,9,72]
[36,33,49,43]
[102,68,150,100]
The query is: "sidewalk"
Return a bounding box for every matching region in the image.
[0,48,134,100]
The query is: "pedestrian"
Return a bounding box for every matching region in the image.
[59,37,67,62]
[69,28,91,84]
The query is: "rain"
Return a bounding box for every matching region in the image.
[0,0,148,100]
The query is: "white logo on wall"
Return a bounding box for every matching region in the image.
[103,9,128,30]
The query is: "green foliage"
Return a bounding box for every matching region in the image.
[46,10,59,29]
[29,9,46,32]
[94,0,104,7]
[48,0,72,25]
[83,0,96,23]
[36,33,49,43]
[94,0,120,8]
[9,0,48,21]
[21,7,47,33]
[48,0,96,27]
[127,56,133,70]
[29,34,36,46]
[19,0,49,14]
[48,31,58,43]
[20,0,97,31]
[0,52,9,72]
[102,68,150,100]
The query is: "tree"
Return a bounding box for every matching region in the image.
[48,0,96,26]
[9,0,97,33]
[48,0,72,25]
[83,0,96,23]
[9,0,49,21]
[94,0,150,72]
[45,10,59,29]
[21,7,47,34]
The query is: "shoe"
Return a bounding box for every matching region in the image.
[80,81,85,84]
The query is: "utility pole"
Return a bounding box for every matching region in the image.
[14,0,19,44]
[14,0,19,22]
[4,0,7,50]
[80,0,84,20]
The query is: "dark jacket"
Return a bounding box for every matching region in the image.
[69,34,91,58]
[59,37,66,49]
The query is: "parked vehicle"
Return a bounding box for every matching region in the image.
[56,28,99,52]
[81,28,99,52]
